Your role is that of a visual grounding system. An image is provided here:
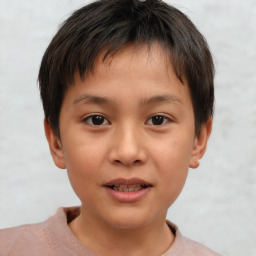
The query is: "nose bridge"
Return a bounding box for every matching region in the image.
[110,121,147,166]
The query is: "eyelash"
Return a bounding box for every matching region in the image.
[145,115,171,126]
[83,114,110,126]
[82,114,171,126]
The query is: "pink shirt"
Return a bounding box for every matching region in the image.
[0,207,221,256]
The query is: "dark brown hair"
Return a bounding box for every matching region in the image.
[38,0,214,137]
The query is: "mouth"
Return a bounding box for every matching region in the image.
[103,178,153,202]
[103,178,153,192]
[107,184,150,192]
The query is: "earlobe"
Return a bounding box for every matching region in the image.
[189,118,212,169]
[44,119,66,169]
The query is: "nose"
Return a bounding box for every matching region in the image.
[108,124,148,167]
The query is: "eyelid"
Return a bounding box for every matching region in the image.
[145,114,172,126]
[82,114,111,126]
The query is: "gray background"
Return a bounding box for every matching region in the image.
[0,0,255,255]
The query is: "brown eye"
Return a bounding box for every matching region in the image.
[146,115,170,126]
[84,115,110,126]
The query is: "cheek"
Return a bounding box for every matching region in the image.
[62,130,107,170]
[150,135,194,172]
[149,135,193,201]
[62,137,107,192]
[64,145,103,206]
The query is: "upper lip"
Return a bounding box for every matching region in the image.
[103,177,152,187]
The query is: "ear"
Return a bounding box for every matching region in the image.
[189,118,212,169]
[44,119,66,169]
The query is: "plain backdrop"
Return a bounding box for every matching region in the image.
[0,1,255,255]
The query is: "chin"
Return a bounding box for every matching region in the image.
[103,208,160,230]
[108,218,149,230]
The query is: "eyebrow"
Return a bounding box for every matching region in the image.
[73,94,182,106]
[73,94,113,105]
[139,95,183,106]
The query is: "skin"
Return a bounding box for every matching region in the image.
[45,43,212,256]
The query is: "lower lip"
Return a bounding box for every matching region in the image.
[104,186,151,202]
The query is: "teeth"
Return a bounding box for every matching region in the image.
[111,184,148,192]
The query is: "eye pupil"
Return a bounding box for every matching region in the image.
[152,116,164,125]
[92,115,105,125]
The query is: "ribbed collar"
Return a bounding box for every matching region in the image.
[45,207,191,256]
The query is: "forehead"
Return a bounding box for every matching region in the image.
[85,43,175,83]
[63,43,192,111]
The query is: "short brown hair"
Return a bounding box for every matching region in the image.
[38,0,215,137]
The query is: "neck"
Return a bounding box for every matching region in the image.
[69,206,174,256]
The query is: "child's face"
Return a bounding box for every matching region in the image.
[46,43,210,229]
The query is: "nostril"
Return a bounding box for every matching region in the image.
[113,159,141,165]
[114,159,123,165]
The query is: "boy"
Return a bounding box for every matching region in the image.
[0,0,221,255]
